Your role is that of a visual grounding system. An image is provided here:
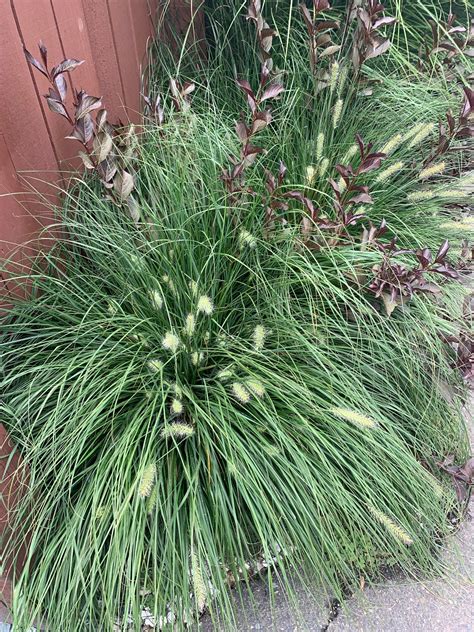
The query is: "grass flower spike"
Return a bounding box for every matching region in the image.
[239,229,257,249]
[375,161,404,183]
[332,99,343,129]
[184,313,196,337]
[162,331,180,353]
[418,162,445,180]
[149,289,163,310]
[408,122,435,148]
[147,358,163,373]
[407,190,434,202]
[138,464,156,498]
[161,423,194,439]
[305,165,317,186]
[330,407,377,430]
[316,132,324,160]
[231,382,251,404]
[171,399,183,415]
[369,507,414,546]
[380,133,403,155]
[246,380,265,398]
[197,295,214,316]
[253,324,266,351]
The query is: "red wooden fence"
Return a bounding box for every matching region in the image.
[0,0,203,617]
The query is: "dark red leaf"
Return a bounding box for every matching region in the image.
[24,47,48,78]
[261,83,284,101]
[51,59,84,78]
[435,239,450,263]
[46,97,69,119]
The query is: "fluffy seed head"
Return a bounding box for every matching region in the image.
[369,507,414,546]
[246,380,265,398]
[342,144,358,164]
[147,358,163,373]
[438,189,465,199]
[239,229,257,249]
[191,351,205,366]
[171,398,183,414]
[189,280,199,295]
[232,382,251,404]
[217,369,233,380]
[319,157,329,176]
[375,161,404,183]
[305,165,317,186]
[253,324,266,351]
[380,133,403,155]
[403,121,426,142]
[191,552,207,613]
[330,406,377,429]
[107,301,118,316]
[161,423,194,439]
[184,313,196,337]
[138,463,156,498]
[440,217,474,230]
[418,162,445,180]
[173,383,183,397]
[408,122,435,148]
[329,61,339,91]
[338,176,347,192]
[407,190,434,202]
[332,99,343,129]
[316,132,325,160]
[162,331,180,353]
[146,485,158,514]
[149,289,163,310]
[197,295,214,316]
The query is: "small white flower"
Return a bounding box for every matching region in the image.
[197,295,214,316]
[162,331,180,353]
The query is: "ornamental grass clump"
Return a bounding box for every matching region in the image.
[1,1,473,630]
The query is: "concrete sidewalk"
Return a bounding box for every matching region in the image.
[199,396,473,632]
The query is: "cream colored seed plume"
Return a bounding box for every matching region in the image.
[191,351,205,366]
[369,507,413,546]
[191,551,207,613]
[329,61,339,91]
[189,280,199,295]
[438,189,465,199]
[305,165,317,186]
[147,358,163,373]
[162,331,180,353]
[217,369,233,380]
[170,398,183,415]
[232,382,251,404]
[380,133,403,155]
[184,313,195,337]
[239,229,257,249]
[197,295,214,316]
[338,176,347,192]
[375,161,404,184]
[107,301,118,316]
[316,132,325,160]
[161,423,194,439]
[330,406,377,429]
[319,157,329,176]
[342,144,358,164]
[253,324,266,351]
[247,380,265,398]
[418,161,445,180]
[332,99,343,129]
[173,383,183,397]
[407,190,434,202]
[146,485,158,514]
[408,122,435,148]
[440,217,474,230]
[149,289,163,310]
[403,121,426,142]
[138,463,156,498]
